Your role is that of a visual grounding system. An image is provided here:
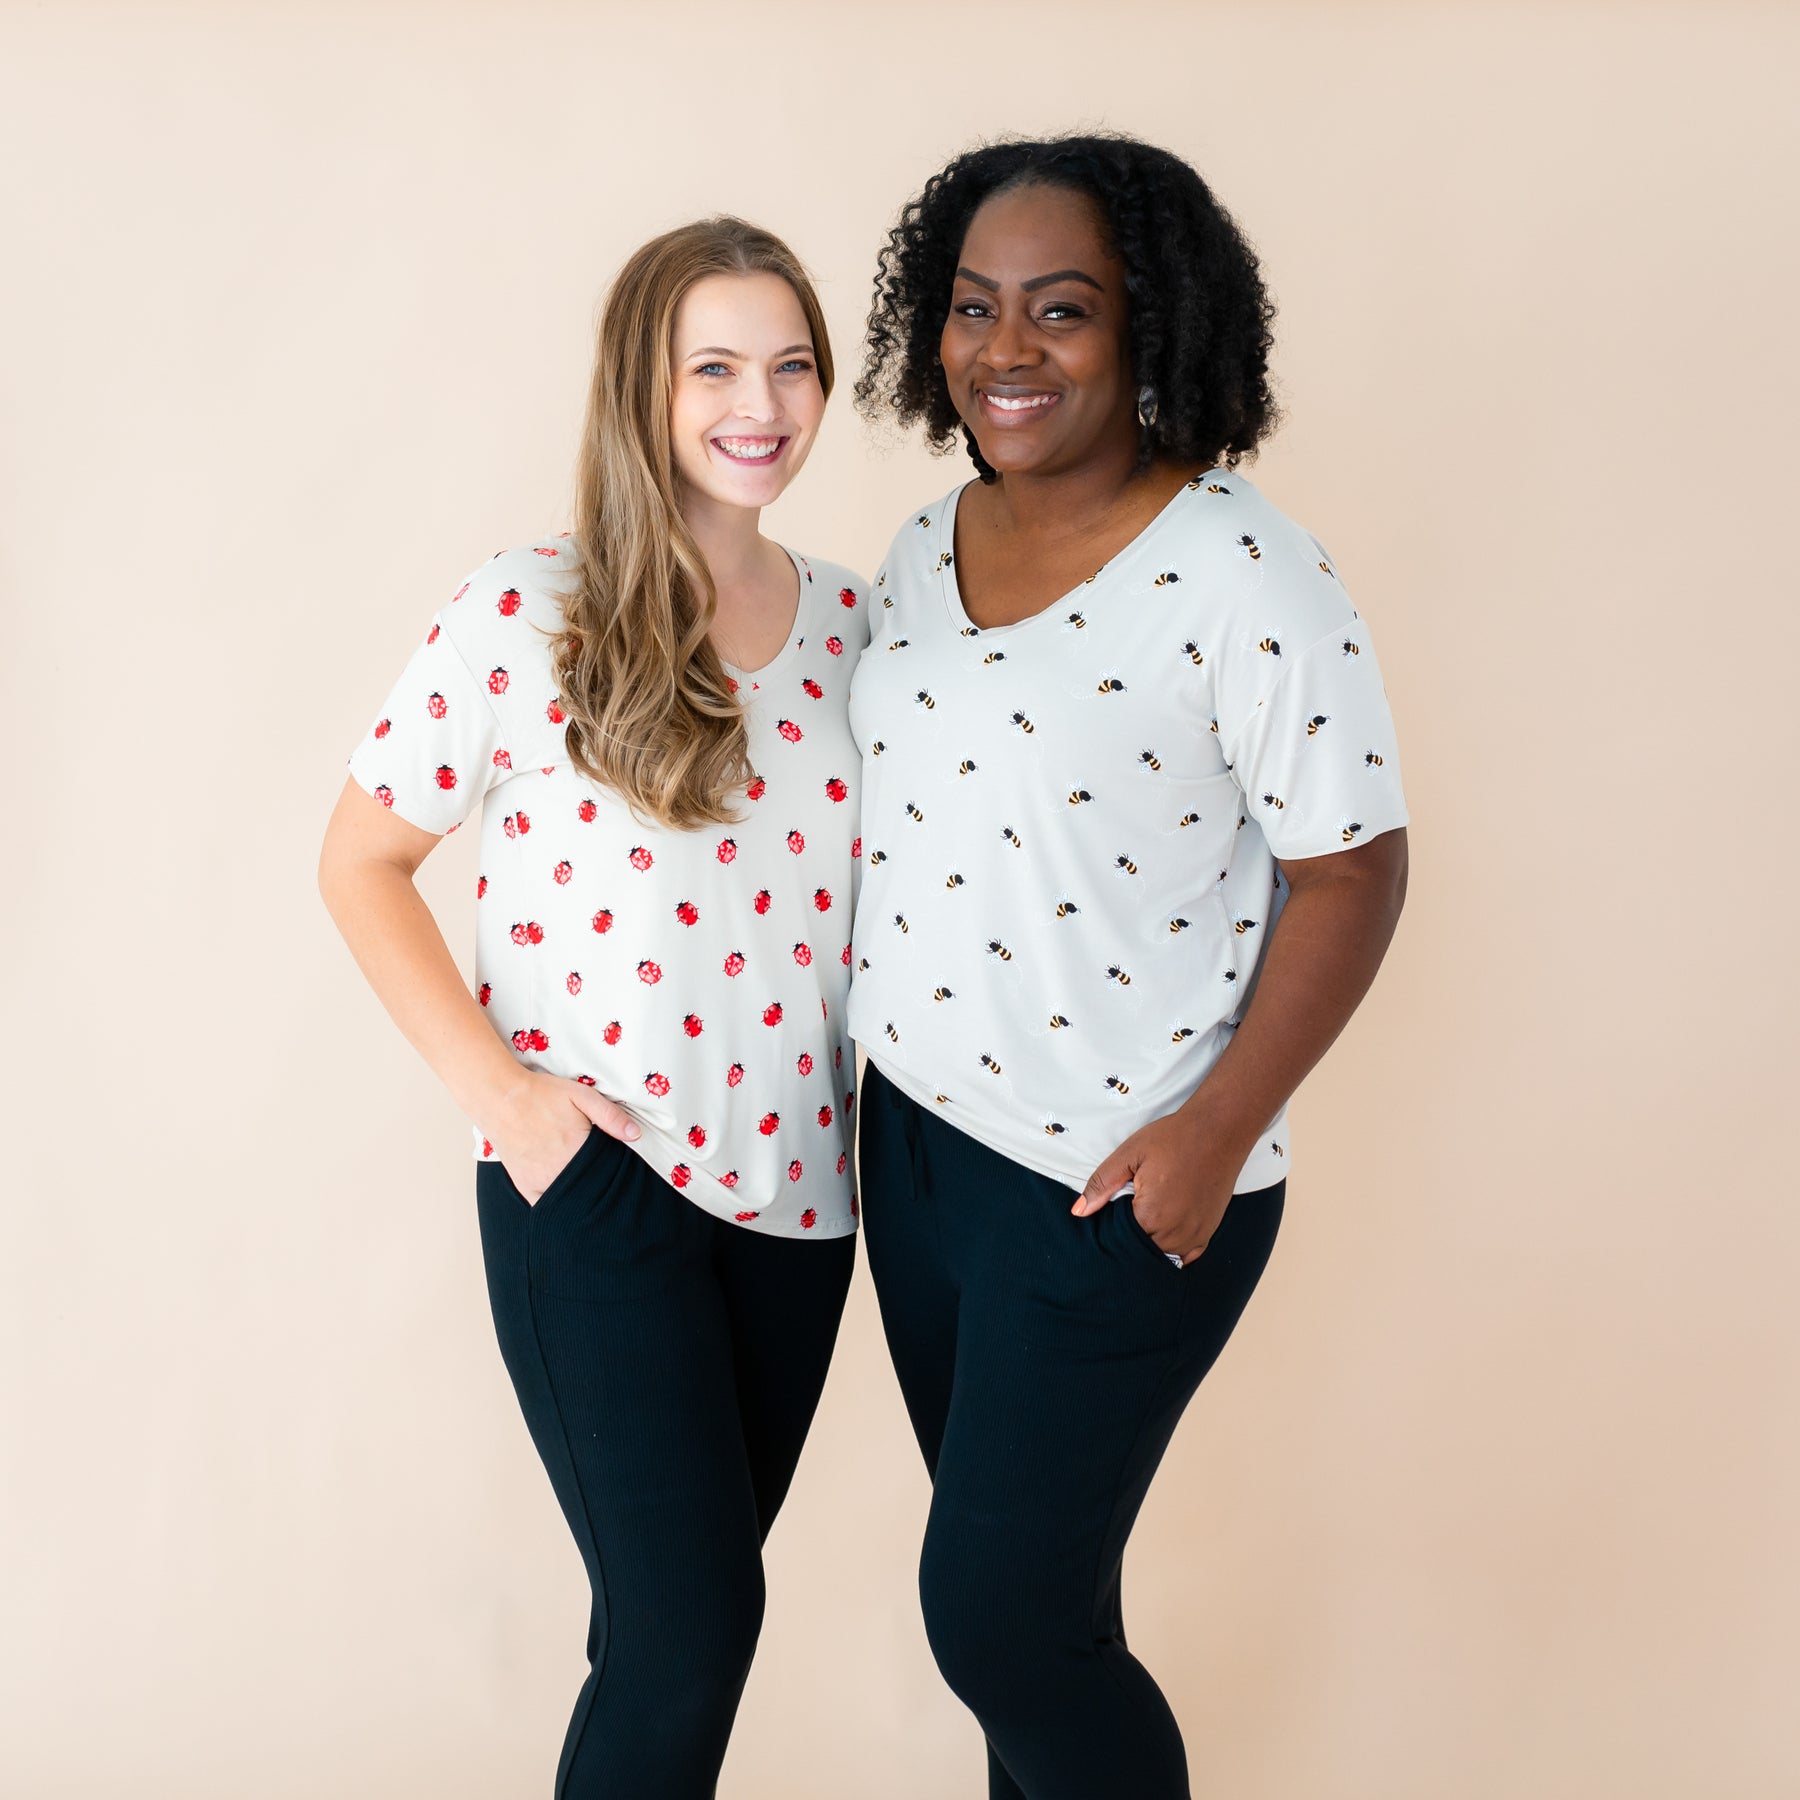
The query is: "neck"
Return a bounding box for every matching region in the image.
[985,435,1178,537]
[679,485,766,597]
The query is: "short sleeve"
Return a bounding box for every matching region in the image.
[1222,618,1410,860]
[346,614,513,834]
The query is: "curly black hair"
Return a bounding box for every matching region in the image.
[856,133,1279,481]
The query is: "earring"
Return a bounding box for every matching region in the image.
[1136,384,1159,430]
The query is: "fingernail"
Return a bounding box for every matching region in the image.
[624,1122,640,1140]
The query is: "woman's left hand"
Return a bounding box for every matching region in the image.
[1072,1110,1245,1265]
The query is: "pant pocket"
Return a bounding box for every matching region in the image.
[528,1126,618,1224]
[1117,1192,1186,1274]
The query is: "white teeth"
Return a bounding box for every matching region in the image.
[986,394,1055,412]
[716,437,782,459]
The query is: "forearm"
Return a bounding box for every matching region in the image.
[321,857,522,1125]
[1181,833,1408,1154]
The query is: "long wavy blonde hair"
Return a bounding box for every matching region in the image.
[553,217,834,829]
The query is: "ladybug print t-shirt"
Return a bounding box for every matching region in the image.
[347,539,870,1238]
[846,470,1408,1197]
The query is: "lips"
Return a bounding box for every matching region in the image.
[712,434,788,465]
[977,388,1061,424]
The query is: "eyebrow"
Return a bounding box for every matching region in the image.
[683,344,814,359]
[954,266,1103,294]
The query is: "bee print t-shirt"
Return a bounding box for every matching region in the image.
[845,470,1409,1197]
[347,538,871,1239]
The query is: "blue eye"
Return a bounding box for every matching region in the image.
[778,358,815,375]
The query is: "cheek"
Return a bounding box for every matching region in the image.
[668,385,718,475]
[786,380,826,438]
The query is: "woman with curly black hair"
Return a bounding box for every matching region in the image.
[847,135,1411,1797]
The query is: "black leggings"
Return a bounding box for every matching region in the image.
[476,1128,855,1798]
[859,1061,1284,1800]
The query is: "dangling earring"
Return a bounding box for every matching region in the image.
[1135,384,1160,469]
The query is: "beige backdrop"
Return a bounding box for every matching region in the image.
[3,3,1796,1795]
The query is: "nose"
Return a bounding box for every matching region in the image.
[978,304,1043,375]
[733,368,780,424]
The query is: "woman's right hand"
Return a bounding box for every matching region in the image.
[485,1072,641,1204]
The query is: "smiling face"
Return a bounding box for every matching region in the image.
[941,182,1137,482]
[669,270,825,513]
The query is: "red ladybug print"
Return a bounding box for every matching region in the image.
[841,944,852,965]
[789,1162,804,1184]
[628,845,653,872]
[826,636,844,656]
[565,971,582,996]
[851,837,862,859]
[727,1062,745,1088]
[481,1137,493,1155]
[497,588,523,616]
[577,798,597,823]
[687,1124,706,1148]
[487,667,509,696]
[838,587,857,608]
[723,950,746,977]
[509,920,545,947]
[511,1027,550,1053]
[682,1013,704,1038]
[644,1071,671,1097]
[727,676,740,695]
[777,719,802,743]
[722,1172,740,1190]
[754,889,773,916]
[746,776,766,802]
[553,860,572,885]
[434,765,457,791]
[762,1002,783,1027]
[592,908,614,934]
[637,959,662,985]
[477,982,492,1007]
[797,1052,814,1076]
[493,748,511,770]
[546,698,566,724]
[427,691,447,719]
[373,717,391,739]
[834,1046,843,1069]
[802,677,824,700]
[800,1206,817,1227]
[734,1209,759,1222]
[671,1163,692,1189]
[575,1073,596,1086]
[793,942,813,967]
[452,583,469,604]
[603,1020,622,1046]
[533,545,559,558]
[515,810,530,834]
[824,777,848,804]
[674,900,700,927]
[503,810,531,838]
[787,830,805,854]
[758,1111,780,1135]
[817,1104,833,1128]
[426,623,441,644]
[717,837,738,865]
[841,1155,850,1179]
[813,888,832,912]
[477,875,488,899]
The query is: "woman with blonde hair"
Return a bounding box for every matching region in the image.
[319,217,868,1795]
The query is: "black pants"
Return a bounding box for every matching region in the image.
[859,1061,1285,1800]
[476,1128,855,1799]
